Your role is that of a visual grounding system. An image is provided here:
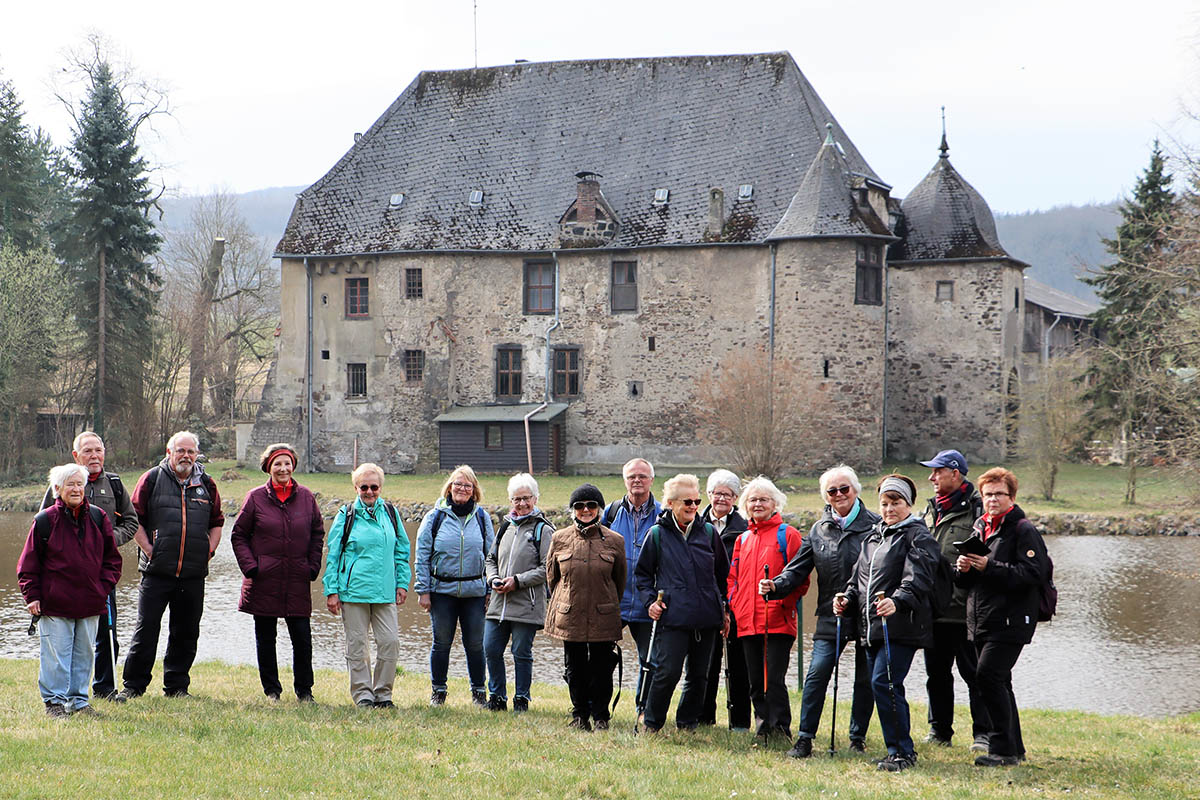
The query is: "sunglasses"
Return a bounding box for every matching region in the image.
[678,498,703,507]
[826,485,853,496]
[358,484,380,492]
[572,501,600,511]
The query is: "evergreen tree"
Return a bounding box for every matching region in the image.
[0,77,44,250]
[62,57,162,440]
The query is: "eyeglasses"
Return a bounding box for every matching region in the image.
[572,501,600,511]
[982,491,1010,499]
[710,491,736,501]
[451,481,475,490]
[511,495,534,504]
[358,484,380,492]
[625,474,650,482]
[826,485,853,496]
[678,498,703,507]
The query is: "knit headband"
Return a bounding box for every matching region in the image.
[878,476,914,505]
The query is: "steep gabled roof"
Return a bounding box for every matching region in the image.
[275,53,882,256]
[1023,277,1099,318]
[890,137,1011,262]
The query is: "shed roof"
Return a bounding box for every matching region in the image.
[434,403,569,424]
[1023,278,1099,318]
[276,53,882,256]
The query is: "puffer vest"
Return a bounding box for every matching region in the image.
[139,462,218,579]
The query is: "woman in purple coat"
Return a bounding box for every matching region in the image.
[18,464,122,717]
[231,444,326,702]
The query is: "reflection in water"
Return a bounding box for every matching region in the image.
[2,512,1197,715]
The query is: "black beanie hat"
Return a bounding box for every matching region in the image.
[569,483,605,508]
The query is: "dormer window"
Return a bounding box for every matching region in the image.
[652,188,669,206]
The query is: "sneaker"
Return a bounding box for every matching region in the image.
[487,695,507,712]
[849,738,866,753]
[512,697,529,714]
[593,718,610,731]
[374,700,395,709]
[925,731,952,746]
[970,735,990,752]
[116,689,143,702]
[297,693,316,705]
[356,698,375,708]
[430,689,447,707]
[975,754,1021,767]
[786,737,813,759]
[568,715,592,731]
[71,705,99,717]
[45,703,68,719]
[878,752,917,772]
[101,691,126,704]
[471,689,488,707]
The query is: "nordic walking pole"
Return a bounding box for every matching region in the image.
[107,593,119,696]
[761,565,770,710]
[829,593,845,756]
[876,591,899,734]
[635,590,666,732]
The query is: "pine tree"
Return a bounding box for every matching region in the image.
[62,57,162,441]
[0,78,44,250]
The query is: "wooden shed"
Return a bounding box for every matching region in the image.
[435,403,568,473]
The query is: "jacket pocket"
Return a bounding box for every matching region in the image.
[596,602,617,615]
[598,551,615,563]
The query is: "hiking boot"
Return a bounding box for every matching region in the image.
[115,689,143,702]
[45,703,68,719]
[877,752,917,772]
[70,705,99,717]
[512,697,529,714]
[593,718,610,731]
[849,738,866,753]
[568,715,592,731]
[487,695,507,712]
[356,698,375,708]
[266,692,281,702]
[970,734,990,752]
[374,700,395,709]
[786,737,813,759]
[101,691,126,704]
[925,731,952,747]
[297,693,316,705]
[471,689,488,707]
[430,689,447,707]
[975,754,1021,767]
[164,689,191,698]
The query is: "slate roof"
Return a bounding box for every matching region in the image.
[275,53,883,256]
[768,125,893,240]
[433,403,569,423]
[1023,277,1099,318]
[890,138,1016,262]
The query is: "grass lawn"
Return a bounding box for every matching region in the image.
[1,460,1188,518]
[0,659,1194,799]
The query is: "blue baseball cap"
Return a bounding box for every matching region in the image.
[919,449,968,475]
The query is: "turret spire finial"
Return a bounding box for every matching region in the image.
[939,106,949,158]
[824,122,835,146]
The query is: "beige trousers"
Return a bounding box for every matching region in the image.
[340,602,399,703]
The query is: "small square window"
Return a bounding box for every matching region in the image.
[405,268,423,299]
[933,395,947,416]
[936,281,955,302]
[612,260,638,312]
[347,363,367,397]
[346,277,369,318]
[321,350,330,360]
[485,424,503,450]
[404,349,424,382]
[648,336,656,352]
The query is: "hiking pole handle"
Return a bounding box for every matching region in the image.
[834,592,846,616]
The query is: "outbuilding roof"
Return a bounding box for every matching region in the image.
[433,403,569,424]
[1023,277,1099,318]
[276,53,882,256]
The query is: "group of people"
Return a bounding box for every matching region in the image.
[17,435,1051,772]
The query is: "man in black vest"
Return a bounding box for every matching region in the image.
[119,431,224,699]
[40,431,139,701]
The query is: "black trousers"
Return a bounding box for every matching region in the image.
[701,633,751,728]
[925,621,991,739]
[254,615,314,697]
[92,589,119,697]
[563,641,617,722]
[741,633,795,736]
[975,640,1026,757]
[643,627,716,730]
[122,574,205,695]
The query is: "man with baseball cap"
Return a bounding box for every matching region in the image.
[918,449,991,751]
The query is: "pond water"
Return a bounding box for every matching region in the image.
[2,512,1197,716]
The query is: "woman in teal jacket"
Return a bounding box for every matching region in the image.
[323,463,410,708]
[415,464,494,707]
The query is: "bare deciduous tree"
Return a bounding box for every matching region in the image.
[1020,350,1089,500]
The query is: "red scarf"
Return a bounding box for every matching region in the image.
[271,480,294,503]
[981,507,1012,541]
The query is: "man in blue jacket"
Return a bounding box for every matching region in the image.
[602,457,660,698]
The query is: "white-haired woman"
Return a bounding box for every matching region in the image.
[483,473,552,713]
[415,464,494,707]
[764,465,879,758]
[18,464,121,717]
[727,476,805,741]
[835,474,940,772]
[323,463,410,708]
[634,474,730,732]
[699,469,751,729]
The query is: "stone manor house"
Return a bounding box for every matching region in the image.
[250,52,1033,474]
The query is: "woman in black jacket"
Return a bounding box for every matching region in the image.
[835,474,940,772]
[955,467,1049,767]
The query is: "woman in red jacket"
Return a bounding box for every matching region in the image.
[231,444,326,703]
[727,476,807,741]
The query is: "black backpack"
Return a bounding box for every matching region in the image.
[1038,553,1058,622]
[338,501,402,568]
[930,550,954,619]
[33,505,107,557]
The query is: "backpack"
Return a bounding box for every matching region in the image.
[601,500,621,528]
[339,500,402,560]
[33,505,107,558]
[1038,554,1058,622]
[930,549,954,619]
[495,516,551,597]
[426,506,491,582]
[737,523,789,563]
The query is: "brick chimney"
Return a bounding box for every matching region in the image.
[574,172,600,224]
[706,187,725,238]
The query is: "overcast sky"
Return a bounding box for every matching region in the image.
[3,0,1198,214]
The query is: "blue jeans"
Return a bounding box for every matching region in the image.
[866,641,917,756]
[39,615,99,710]
[483,620,537,702]
[429,593,486,692]
[797,637,874,741]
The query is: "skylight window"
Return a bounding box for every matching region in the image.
[469,190,484,208]
[389,193,405,208]
[652,188,669,206]
[738,184,754,201]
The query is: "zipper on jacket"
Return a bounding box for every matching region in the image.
[176,484,187,577]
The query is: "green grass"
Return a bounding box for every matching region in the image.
[0,460,1189,518]
[0,659,1194,799]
